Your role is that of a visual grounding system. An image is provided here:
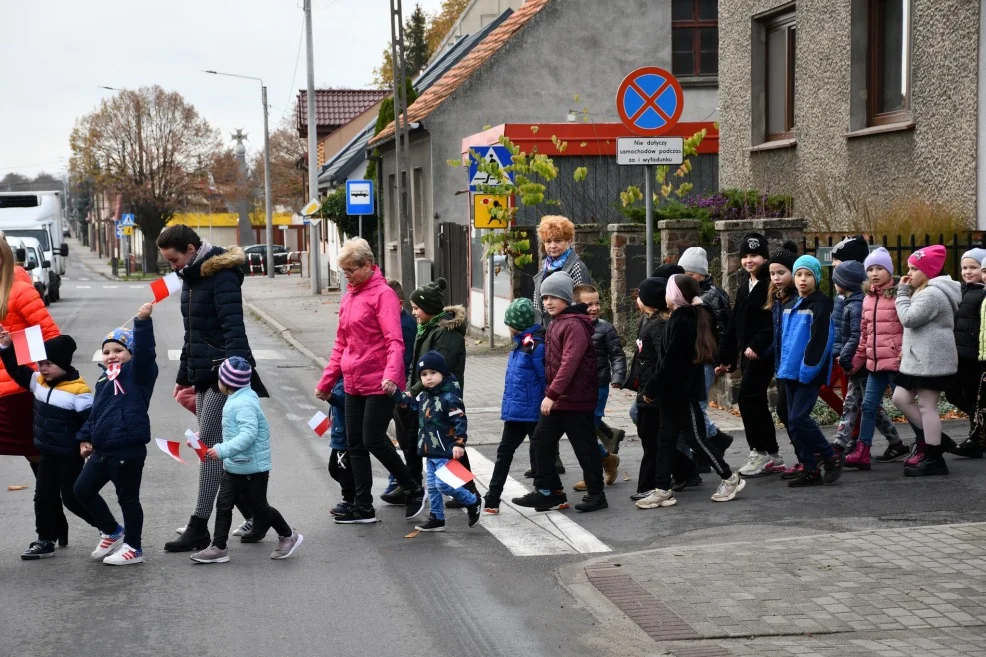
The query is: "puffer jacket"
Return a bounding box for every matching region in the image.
[543,303,598,411]
[400,310,416,372]
[407,305,467,396]
[318,266,406,397]
[699,276,732,345]
[591,319,626,386]
[0,267,59,397]
[769,293,798,368]
[717,272,773,369]
[836,289,864,373]
[897,276,961,377]
[624,311,669,409]
[213,386,272,475]
[832,293,846,358]
[853,279,903,373]
[326,378,347,451]
[777,291,834,386]
[392,375,467,459]
[177,245,267,396]
[77,317,158,457]
[533,249,591,327]
[501,326,546,423]
[955,282,985,361]
[643,304,714,402]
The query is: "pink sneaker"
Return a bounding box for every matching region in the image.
[844,442,872,471]
[905,442,925,468]
[780,462,804,480]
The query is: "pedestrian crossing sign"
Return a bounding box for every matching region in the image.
[120,213,136,227]
[468,145,514,192]
[474,194,511,229]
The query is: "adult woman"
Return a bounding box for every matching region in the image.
[316,238,426,524]
[532,216,591,327]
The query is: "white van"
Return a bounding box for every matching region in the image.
[5,236,51,305]
[0,194,67,301]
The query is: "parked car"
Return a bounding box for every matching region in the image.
[240,244,289,275]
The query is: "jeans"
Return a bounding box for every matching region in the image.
[486,421,537,503]
[700,363,718,436]
[783,381,835,471]
[393,405,423,486]
[328,449,355,504]
[425,458,478,520]
[532,410,603,495]
[213,471,291,549]
[655,398,731,491]
[74,450,145,550]
[345,394,417,509]
[594,386,609,424]
[859,371,903,447]
[738,357,778,453]
[35,452,96,541]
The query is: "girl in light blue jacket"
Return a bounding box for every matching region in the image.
[191,357,302,564]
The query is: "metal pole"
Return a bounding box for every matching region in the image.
[488,249,494,349]
[391,0,416,295]
[305,0,321,294]
[358,216,363,238]
[644,164,654,275]
[262,85,274,279]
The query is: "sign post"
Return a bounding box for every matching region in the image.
[120,214,136,278]
[345,180,375,238]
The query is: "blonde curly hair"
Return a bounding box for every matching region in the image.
[537,215,575,247]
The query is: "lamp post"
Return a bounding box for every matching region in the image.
[204,70,274,279]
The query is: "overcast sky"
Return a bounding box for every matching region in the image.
[0,0,447,179]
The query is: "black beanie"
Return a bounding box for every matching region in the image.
[768,240,799,273]
[637,277,668,311]
[417,350,451,378]
[44,335,77,371]
[831,235,869,264]
[739,233,770,259]
[652,263,684,278]
[410,278,448,316]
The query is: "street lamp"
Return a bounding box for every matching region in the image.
[203,70,274,279]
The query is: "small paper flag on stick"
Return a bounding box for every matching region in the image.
[185,429,208,462]
[308,411,330,437]
[155,438,185,464]
[150,272,182,303]
[11,325,46,366]
[436,459,474,489]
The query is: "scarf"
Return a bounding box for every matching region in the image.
[544,247,573,273]
[182,240,213,273]
[416,313,443,337]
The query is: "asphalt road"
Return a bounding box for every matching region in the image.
[2,256,986,657]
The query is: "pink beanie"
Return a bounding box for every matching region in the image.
[907,245,947,279]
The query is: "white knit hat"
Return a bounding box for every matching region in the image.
[677,247,709,277]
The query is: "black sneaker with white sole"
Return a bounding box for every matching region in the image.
[404,486,428,519]
[512,490,568,512]
[415,514,446,532]
[333,506,379,524]
[21,540,55,560]
[466,493,481,527]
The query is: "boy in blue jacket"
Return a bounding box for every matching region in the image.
[192,357,302,563]
[326,377,354,516]
[74,304,158,566]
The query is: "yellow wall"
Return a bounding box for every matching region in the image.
[167,212,296,228]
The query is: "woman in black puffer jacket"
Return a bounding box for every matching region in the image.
[947,249,986,456]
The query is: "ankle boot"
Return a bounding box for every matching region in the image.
[953,437,985,459]
[602,452,621,485]
[844,441,871,470]
[904,443,948,477]
[165,515,211,552]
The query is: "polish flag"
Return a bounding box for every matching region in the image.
[436,459,474,489]
[11,325,46,366]
[155,438,185,464]
[308,411,331,437]
[185,429,208,462]
[150,272,182,303]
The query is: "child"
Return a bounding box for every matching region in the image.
[572,284,624,489]
[191,357,302,562]
[638,274,745,507]
[382,278,417,501]
[973,257,986,454]
[484,298,545,514]
[947,248,986,457]
[512,272,606,513]
[824,236,871,416]
[0,333,98,560]
[776,256,842,487]
[716,233,784,477]
[391,350,481,531]
[327,377,354,516]
[893,246,961,477]
[73,304,158,565]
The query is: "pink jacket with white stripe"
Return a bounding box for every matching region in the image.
[852,279,903,373]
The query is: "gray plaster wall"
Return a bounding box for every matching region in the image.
[379,131,433,277]
[719,0,980,227]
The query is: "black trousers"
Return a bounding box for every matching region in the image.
[636,406,660,493]
[946,357,981,418]
[74,452,145,550]
[35,452,96,541]
[345,394,417,509]
[393,406,423,486]
[328,449,355,504]
[737,357,779,453]
[532,410,603,495]
[656,399,732,492]
[214,471,291,550]
[487,421,538,502]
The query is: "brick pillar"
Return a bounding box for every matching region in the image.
[658,219,702,265]
[608,223,646,339]
[716,218,807,298]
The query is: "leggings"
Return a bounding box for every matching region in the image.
[892,386,943,447]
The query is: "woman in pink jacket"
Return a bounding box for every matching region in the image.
[315,238,427,525]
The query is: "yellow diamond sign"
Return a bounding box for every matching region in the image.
[301,198,321,216]
[473,194,511,229]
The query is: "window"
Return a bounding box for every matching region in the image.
[868,0,911,125]
[671,0,718,77]
[765,11,796,141]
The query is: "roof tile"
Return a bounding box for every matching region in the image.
[297,89,389,136]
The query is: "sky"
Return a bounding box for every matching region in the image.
[0,0,448,179]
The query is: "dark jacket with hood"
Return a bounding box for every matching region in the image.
[407,305,467,396]
[392,375,467,460]
[699,276,732,346]
[644,304,713,402]
[836,289,865,373]
[544,303,598,411]
[717,270,773,368]
[955,282,986,361]
[591,319,626,387]
[624,311,669,409]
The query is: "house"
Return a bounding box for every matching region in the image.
[718,0,982,227]
[296,89,389,166]
[428,0,527,64]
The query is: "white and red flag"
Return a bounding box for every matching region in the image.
[308,411,331,437]
[150,272,182,303]
[436,459,474,489]
[185,429,208,462]
[10,325,46,366]
[155,438,185,464]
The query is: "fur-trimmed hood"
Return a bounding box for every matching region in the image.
[201,245,246,278]
[438,305,467,334]
[863,277,899,299]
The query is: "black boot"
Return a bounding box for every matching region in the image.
[952,438,984,459]
[904,444,949,477]
[164,515,211,552]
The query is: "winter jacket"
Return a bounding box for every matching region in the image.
[533,250,591,327]
[0,348,92,457]
[836,289,864,373]
[213,386,272,475]
[644,304,713,402]
[699,276,732,346]
[77,317,158,457]
[832,293,846,358]
[392,375,467,459]
[327,378,347,451]
[717,272,773,369]
[407,305,467,396]
[400,310,416,372]
[176,245,267,396]
[955,282,985,361]
[0,267,59,398]
[776,291,834,386]
[896,276,961,377]
[543,303,598,411]
[624,311,669,409]
[853,279,903,373]
[591,319,626,387]
[318,266,406,397]
[769,294,798,368]
[501,326,546,423]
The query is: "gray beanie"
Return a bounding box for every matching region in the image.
[962,248,986,265]
[677,247,709,276]
[540,271,574,305]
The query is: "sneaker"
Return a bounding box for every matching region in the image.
[523,467,535,478]
[415,515,446,532]
[334,506,379,524]
[766,453,786,473]
[905,442,925,467]
[404,485,428,519]
[190,545,230,564]
[671,475,703,492]
[788,469,823,487]
[875,441,911,463]
[103,543,143,566]
[711,473,746,502]
[90,527,124,560]
[629,491,651,501]
[380,486,406,506]
[231,519,253,537]
[21,540,55,560]
[512,490,569,511]
[575,493,608,512]
[952,438,984,459]
[822,454,844,484]
[381,477,399,497]
[466,494,482,527]
[329,501,353,516]
[780,462,804,480]
[737,451,771,477]
[636,488,677,509]
[483,495,500,514]
[270,531,304,560]
[904,444,949,477]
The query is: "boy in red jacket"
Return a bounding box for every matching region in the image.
[512,272,606,513]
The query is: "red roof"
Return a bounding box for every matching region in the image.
[297,89,389,138]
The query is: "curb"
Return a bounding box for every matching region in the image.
[245,301,328,370]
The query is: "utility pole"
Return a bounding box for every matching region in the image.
[305,0,321,294]
[390,0,416,295]
[262,86,275,279]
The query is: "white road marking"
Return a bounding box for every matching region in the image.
[102,285,118,289]
[167,349,284,361]
[79,278,90,281]
[91,350,102,362]
[75,285,91,289]
[130,285,144,289]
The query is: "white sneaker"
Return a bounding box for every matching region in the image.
[90,529,125,560]
[766,453,786,472]
[103,543,144,566]
[711,473,746,502]
[738,451,771,477]
[232,519,253,537]
[635,488,677,509]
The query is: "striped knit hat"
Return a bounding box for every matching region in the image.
[219,356,252,389]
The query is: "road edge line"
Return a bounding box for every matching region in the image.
[245,301,328,370]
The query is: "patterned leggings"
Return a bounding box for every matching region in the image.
[193,386,254,520]
[833,372,898,448]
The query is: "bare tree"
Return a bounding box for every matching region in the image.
[252,124,306,211]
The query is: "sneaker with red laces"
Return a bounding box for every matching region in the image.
[103,543,144,566]
[90,527,124,561]
[905,442,925,468]
[780,463,804,480]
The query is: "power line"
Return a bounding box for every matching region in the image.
[281,13,307,125]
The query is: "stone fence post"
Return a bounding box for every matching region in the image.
[716,218,807,298]
[608,223,646,339]
[659,219,702,264]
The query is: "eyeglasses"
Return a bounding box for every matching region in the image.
[342,263,366,275]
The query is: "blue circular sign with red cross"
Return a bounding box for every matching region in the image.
[616,66,684,137]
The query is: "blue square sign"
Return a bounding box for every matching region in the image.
[346,180,374,216]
